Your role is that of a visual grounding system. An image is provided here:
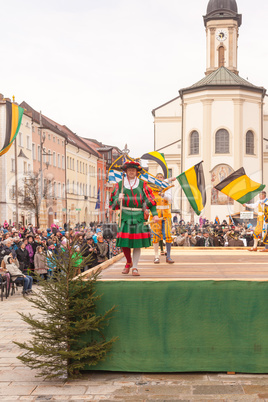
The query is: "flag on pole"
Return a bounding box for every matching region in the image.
[140,151,169,179]
[95,188,101,209]
[0,101,24,157]
[176,161,206,216]
[214,167,265,204]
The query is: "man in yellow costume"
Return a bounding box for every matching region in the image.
[150,173,176,264]
[243,190,268,251]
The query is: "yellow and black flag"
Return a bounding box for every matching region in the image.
[0,101,24,157]
[176,162,206,216]
[141,151,168,179]
[214,167,265,204]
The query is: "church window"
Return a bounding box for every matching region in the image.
[190,131,199,155]
[246,131,254,155]
[215,129,229,154]
[218,46,225,67]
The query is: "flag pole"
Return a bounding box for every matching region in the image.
[119,172,124,228]
[119,144,130,228]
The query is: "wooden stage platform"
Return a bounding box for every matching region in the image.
[83,248,268,373]
[99,248,268,281]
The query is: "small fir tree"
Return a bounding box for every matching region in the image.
[14,242,117,379]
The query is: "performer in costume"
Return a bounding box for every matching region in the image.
[243,191,268,251]
[263,203,268,252]
[110,160,159,276]
[149,173,176,264]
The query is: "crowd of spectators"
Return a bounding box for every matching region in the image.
[171,216,255,248]
[0,221,121,296]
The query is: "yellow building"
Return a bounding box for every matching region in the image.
[62,126,99,227]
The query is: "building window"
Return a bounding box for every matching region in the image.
[43,147,46,163]
[53,137,55,143]
[53,152,56,167]
[48,150,51,165]
[58,183,61,197]
[58,154,60,168]
[32,143,36,160]
[11,185,15,200]
[72,159,74,170]
[85,165,87,175]
[37,145,41,162]
[54,182,57,197]
[89,185,91,197]
[246,130,254,155]
[80,161,82,173]
[26,136,30,150]
[67,156,69,169]
[77,160,79,172]
[11,158,15,172]
[215,129,229,154]
[23,162,27,173]
[62,156,65,169]
[32,126,35,133]
[190,131,199,155]
[62,183,65,197]
[168,168,172,178]
[28,164,31,173]
[48,133,50,140]
[18,132,23,147]
[58,139,60,145]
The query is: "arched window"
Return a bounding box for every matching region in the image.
[218,46,225,67]
[190,131,199,155]
[215,129,229,154]
[246,131,254,155]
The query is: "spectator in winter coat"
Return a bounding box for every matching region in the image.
[4,255,33,295]
[34,246,48,280]
[16,242,30,274]
[96,235,108,263]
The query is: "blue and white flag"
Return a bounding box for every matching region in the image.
[108,169,122,183]
[108,169,169,189]
[139,172,170,189]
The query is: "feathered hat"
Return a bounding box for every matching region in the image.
[122,160,142,172]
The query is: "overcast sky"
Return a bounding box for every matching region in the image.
[1,0,267,157]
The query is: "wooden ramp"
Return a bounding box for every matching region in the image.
[99,248,268,281]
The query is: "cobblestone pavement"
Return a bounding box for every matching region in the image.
[1,285,268,401]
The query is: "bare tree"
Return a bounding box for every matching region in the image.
[18,173,50,228]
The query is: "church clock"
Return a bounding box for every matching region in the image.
[216,29,228,41]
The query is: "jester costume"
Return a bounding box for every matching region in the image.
[109,161,158,275]
[245,196,268,250]
[149,184,174,263]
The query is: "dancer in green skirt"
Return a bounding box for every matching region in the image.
[110,160,159,276]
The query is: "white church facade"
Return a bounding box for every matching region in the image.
[151,0,268,223]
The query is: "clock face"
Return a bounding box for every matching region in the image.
[216,29,228,41]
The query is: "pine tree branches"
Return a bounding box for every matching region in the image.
[14,243,117,379]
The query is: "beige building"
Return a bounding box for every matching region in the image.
[152,0,268,223]
[60,126,99,226]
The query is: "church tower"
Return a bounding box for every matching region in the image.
[203,0,242,75]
